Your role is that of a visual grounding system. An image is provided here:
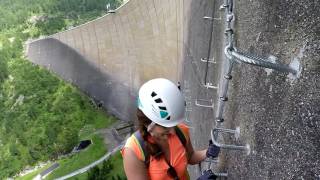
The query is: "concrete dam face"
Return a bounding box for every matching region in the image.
[27,0,184,121]
[27,0,319,179]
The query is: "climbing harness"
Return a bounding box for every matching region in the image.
[132,126,187,166]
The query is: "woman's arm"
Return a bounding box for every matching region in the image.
[123,148,149,180]
[185,138,207,165]
[188,149,207,165]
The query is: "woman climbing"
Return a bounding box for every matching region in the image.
[121,78,220,180]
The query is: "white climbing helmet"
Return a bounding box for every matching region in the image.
[137,78,185,127]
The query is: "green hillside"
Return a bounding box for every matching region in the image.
[0,0,122,178]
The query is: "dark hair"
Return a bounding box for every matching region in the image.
[136,109,180,179]
[136,109,162,161]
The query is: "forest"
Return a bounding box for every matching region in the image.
[0,0,123,178]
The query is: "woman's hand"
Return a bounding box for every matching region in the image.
[206,140,220,158]
[187,140,221,165]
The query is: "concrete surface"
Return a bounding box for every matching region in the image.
[222,0,320,179]
[26,0,320,179]
[28,0,184,85]
[181,0,319,179]
[180,0,224,178]
[27,38,136,120]
[27,0,184,121]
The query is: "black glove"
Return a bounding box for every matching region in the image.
[197,169,217,180]
[206,140,220,158]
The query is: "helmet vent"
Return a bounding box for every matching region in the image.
[151,92,157,97]
[159,106,167,110]
[166,116,171,120]
[154,98,163,103]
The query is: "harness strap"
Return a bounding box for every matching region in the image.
[174,126,187,148]
[133,125,187,166]
[133,131,150,166]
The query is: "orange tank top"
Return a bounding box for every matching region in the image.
[121,123,190,180]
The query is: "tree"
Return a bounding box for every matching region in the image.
[101,159,114,175]
[87,166,100,180]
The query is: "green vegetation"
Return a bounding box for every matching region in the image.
[16,163,53,180]
[47,135,108,179]
[0,0,123,179]
[107,151,126,179]
[19,116,115,180]
[72,151,126,180]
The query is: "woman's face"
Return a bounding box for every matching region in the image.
[148,123,174,141]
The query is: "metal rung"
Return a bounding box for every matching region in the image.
[203,16,222,21]
[201,58,216,63]
[215,172,228,177]
[195,99,214,108]
[206,157,218,170]
[199,169,228,178]
[199,159,227,178]
[203,158,219,164]
[203,82,218,89]
[185,112,191,122]
[186,101,192,112]
[211,127,250,155]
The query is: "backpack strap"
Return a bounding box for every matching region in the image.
[133,131,150,166]
[175,126,190,163]
[174,126,187,148]
[133,126,187,167]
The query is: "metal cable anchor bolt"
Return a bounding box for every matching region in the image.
[224,75,232,80]
[224,28,234,35]
[226,13,234,22]
[219,4,228,10]
[216,118,224,123]
[220,97,228,101]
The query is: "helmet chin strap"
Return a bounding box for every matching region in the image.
[147,122,156,133]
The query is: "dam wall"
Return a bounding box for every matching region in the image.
[27,0,184,120]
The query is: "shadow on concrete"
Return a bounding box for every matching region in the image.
[27,38,136,121]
